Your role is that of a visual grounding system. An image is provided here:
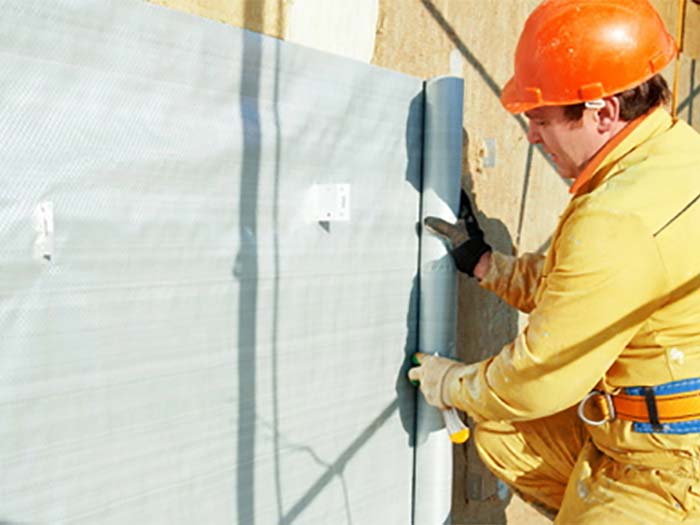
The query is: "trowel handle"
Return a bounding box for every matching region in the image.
[442,407,470,444]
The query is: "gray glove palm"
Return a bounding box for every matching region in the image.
[424,190,491,276]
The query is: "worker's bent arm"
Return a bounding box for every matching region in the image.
[446,207,668,422]
[479,251,546,313]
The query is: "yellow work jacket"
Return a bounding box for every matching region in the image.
[448,108,700,462]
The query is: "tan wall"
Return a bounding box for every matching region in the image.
[144,1,699,523]
[144,0,379,62]
[685,1,700,58]
[145,0,286,38]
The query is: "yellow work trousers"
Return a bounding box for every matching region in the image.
[475,407,700,524]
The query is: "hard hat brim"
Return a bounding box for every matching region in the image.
[500,77,542,114]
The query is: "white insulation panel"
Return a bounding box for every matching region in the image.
[0,1,464,524]
[0,1,427,524]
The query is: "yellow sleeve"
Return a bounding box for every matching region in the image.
[447,208,668,422]
[479,251,545,313]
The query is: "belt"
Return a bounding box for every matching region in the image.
[578,378,700,434]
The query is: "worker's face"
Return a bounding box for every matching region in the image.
[524,106,605,180]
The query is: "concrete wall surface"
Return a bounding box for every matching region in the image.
[138,1,697,523]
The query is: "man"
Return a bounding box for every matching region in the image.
[408,0,700,523]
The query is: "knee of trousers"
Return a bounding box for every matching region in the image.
[472,414,583,486]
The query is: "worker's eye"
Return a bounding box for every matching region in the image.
[535,120,549,126]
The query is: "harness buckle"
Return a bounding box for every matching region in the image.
[577,390,616,426]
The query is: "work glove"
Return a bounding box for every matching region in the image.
[424,190,491,276]
[408,352,462,410]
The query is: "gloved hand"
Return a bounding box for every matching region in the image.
[408,352,462,410]
[424,190,491,277]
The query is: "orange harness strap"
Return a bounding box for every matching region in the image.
[613,391,700,423]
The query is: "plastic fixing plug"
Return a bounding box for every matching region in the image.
[33,201,54,261]
[410,354,470,444]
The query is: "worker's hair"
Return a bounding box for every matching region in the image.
[563,74,670,121]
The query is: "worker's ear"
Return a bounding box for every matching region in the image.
[595,97,621,133]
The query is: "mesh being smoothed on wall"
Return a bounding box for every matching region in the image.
[0,1,462,523]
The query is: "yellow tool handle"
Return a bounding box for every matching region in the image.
[442,407,470,444]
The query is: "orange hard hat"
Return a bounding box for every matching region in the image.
[501,0,677,114]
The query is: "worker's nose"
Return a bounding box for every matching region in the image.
[527,123,541,145]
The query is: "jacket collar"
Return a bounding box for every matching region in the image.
[570,107,673,196]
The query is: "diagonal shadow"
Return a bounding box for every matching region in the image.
[514,143,536,252]
[678,58,698,124]
[257,417,355,525]
[535,233,553,255]
[515,143,571,254]
[419,0,528,132]
[279,400,399,524]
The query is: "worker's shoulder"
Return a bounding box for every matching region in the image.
[582,123,700,236]
[563,194,651,252]
[568,181,657,242]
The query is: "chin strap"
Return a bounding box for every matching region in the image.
[671,0,688,122]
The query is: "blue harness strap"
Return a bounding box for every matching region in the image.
[624,378,700,434]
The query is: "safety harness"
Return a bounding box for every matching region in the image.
[578,378,700,433]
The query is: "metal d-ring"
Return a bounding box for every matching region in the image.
[577,390,616,426]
